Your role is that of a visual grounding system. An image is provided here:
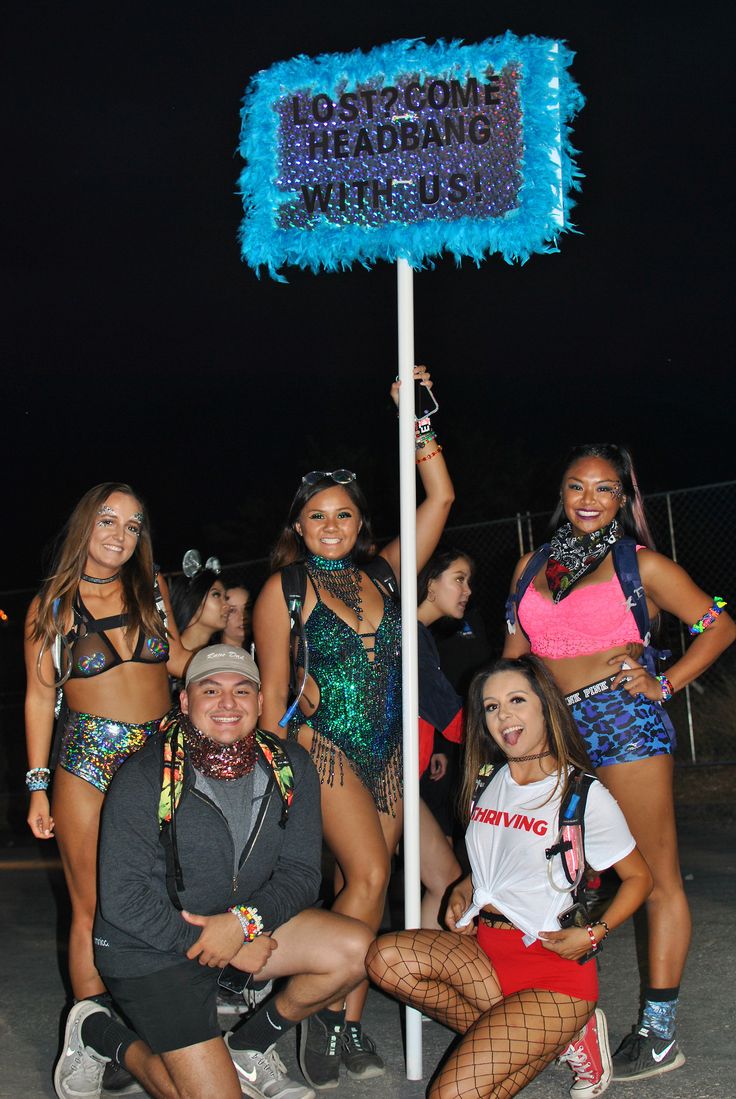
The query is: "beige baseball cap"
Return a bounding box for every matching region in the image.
[184,644,261,687]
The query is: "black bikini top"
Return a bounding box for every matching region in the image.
[66,592,169,679]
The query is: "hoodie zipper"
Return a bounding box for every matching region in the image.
[190,782,274,895]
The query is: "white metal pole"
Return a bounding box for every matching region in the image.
[397,256,422,1080]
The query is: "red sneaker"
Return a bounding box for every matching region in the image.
[559,1008,612,1098]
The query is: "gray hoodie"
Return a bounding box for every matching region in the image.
[94,728,322,978]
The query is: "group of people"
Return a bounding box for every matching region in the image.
[23,368,734,1099]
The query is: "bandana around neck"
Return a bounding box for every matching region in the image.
[545,519,620,603]
[180,712,257,780]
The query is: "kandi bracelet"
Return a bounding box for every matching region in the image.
[228,904,263,942]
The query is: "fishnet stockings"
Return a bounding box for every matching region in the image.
[366,931,594,1099]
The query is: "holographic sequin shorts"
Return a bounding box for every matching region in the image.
[58,709,162,792]
[566,685,676,768]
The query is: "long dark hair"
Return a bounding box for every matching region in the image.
[170,569,222,632]
[458,655,594,824]
[550,443,655,548]
[32,482,162,648]
[417,543,474,606]
[270,475,376,571]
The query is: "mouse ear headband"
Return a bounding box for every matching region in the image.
[181,549,221,579]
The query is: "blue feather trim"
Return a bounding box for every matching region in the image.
[237,34,584,280]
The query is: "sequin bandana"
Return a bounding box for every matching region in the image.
[546,519,620,602]
[305,553,364,621]
[179,712,257,780]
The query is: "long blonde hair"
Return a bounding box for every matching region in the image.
[31,483,164,656]
[458,655,594,824]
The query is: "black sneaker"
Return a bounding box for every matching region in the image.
[612,1025,686,1080]
[341,1022,385,1080]
[298,1013,343,1090]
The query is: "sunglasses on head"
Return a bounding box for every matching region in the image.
[301,469,357,487]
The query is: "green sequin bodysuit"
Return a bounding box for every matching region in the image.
[298,569,403,814]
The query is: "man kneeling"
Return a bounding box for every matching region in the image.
[54,644,372,1099]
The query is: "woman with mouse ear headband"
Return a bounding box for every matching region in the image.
[170,550,228,654]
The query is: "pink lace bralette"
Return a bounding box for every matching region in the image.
[518,573,641,659]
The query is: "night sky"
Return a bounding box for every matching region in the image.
[4,0,734,593]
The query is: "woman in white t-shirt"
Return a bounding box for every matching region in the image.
[367,656,652,1099]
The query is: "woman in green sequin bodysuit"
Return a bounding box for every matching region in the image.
[254,368,454,1079]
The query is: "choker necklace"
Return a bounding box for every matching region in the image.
[82,572,120,585]
[305,552,363,621]
[508,750,552,763]
[180,713,257,780]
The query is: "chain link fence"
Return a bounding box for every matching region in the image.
[1,481,734,834]
[210,481,736,763]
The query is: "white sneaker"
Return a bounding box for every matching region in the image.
[54,1000,111,1098]
[224,1037,315,1099]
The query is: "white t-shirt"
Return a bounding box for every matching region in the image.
[457,767,635,944]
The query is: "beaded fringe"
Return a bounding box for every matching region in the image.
[310,732,403,817]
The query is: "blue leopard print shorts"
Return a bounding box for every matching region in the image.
[568,687,676,768]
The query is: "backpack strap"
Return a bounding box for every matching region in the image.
[505,545,550,637]
[610,539,670,672]
[469,761,505,817]
[545,770,596,897]
[255,729,295,828]
[365,556,399,600]
[153,565,169,634]
[157,716,297,907]
[280,562,307,615]
[610,539,650,644]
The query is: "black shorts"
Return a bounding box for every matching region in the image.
[105,960,221,1054]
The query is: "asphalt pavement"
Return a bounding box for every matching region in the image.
[2,814,734,1099]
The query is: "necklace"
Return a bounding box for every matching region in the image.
[180,713,257,780]
[306,553,363,621]
[508,750,552,763]
[81,572,120,585]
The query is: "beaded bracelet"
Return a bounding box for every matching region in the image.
[656,674,674,703]
[415,432,437,450]
[689,596,727,636]
[417,445,443,464]
[584,925,599,952]
[26,767,51,792]
[592,919,610,941]
[227,904,264,942]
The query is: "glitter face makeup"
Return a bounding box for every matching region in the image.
[97,505,117,517]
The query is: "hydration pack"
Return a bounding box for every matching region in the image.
[504,537,668,674]
[157,713,295,905]
[470,763,596,902]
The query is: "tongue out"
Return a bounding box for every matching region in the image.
[503,729,522,747]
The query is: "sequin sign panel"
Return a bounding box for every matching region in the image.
[238,35,583,278]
